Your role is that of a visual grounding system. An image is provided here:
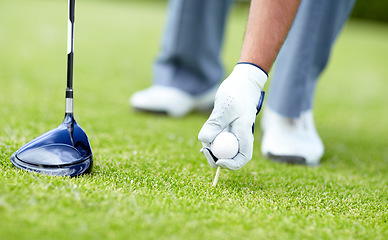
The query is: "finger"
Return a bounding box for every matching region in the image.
[230,117,255,161]
[216,154,248,170]
[198,119,224,144]
[201,142,210,149]
[198,86,242,143]
[200,147,218,168]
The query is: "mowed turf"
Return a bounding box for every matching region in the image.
[0,0,387,239]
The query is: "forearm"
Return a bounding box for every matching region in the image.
[239,0,300,73]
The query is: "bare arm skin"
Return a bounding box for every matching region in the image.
[239,0,301,73]
[199,0,301,171]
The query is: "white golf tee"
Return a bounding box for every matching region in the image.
[212,166,221,187]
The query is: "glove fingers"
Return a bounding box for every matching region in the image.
[200,148,218,168]
[216,154,247,170]
[198,86,243,143]
[198,119,224,143]
[231,117,255,158]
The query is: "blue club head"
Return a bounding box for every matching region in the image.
[10,113,93,177]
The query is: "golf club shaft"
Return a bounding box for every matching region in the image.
[66,0,75,114]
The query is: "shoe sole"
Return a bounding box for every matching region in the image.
[133,107,168,116]
[266,152,319,166]
[132,104,213,117]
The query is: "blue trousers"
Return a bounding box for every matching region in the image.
[153,0,355,118]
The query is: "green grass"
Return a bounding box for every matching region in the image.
[1,0,387,239]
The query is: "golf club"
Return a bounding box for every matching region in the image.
[10,0,93,177]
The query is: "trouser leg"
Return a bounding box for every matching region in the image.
[267,0,355,118]
[153,0,234,95]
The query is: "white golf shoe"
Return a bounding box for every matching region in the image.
[130,85,218,117]
[260,107,324,166]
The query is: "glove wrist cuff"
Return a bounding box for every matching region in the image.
[237,62,268,77]
[234,62,268,89]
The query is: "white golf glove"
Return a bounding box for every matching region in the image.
[198,62,267,170]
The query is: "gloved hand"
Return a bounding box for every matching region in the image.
[198,62,267,170]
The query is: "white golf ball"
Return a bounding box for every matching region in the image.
[211,132,239,159]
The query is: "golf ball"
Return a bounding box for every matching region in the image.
[211,132,239,159]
